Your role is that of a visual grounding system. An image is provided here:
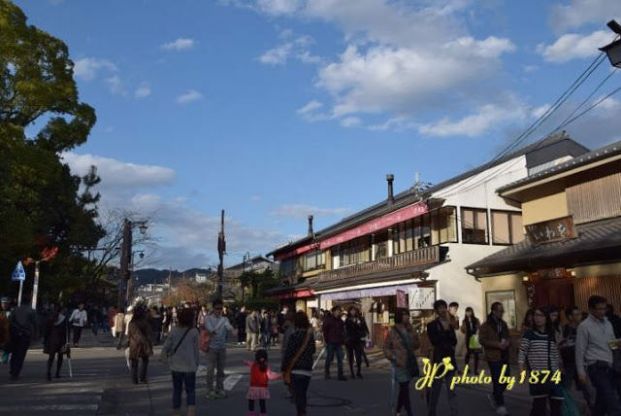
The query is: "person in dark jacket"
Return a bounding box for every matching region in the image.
[322,305,347,381]
[235,307,247,346]
[345,306,368,379]
[148,306,163,345]
[282,311,315,416]
[9,295,38,381]
[44,304,68,381]
[426,299,458,416]
[479,302,511,416]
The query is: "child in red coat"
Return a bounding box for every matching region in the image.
[246,349,280,416]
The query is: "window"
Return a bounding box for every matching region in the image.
[435,206,458,244]
[405,220,414,251]
[461,207,489,244]
[491,210,524,245]
[280,258,297,279]
[303,250,325,271]
[336,237,370,267]
[418,214,431,248]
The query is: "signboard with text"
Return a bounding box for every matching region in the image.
[408,287,435,310]
[526,216,576,245]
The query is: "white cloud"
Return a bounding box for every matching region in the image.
[259,34,321,65]
[259,43,293,65]
[256,0,303,15]
[296,100,330,121]
[64,152,284,269]
[551,0,621,32]
[161,38,196,51]
[318,39,514,117]
[105,75,126,96]
[62,152,175,189]
[418,104,526,138]
[125,193,287,269]
[368,116,418,132]
[135,83,152,98]
[176,90,203,104]
[240,1,516,132]
[272,204,350,219]
[73,58,117,81]
[531,104,551,119]
[340,116,361,128]
[538,30,615,63]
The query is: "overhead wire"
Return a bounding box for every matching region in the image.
[430,51,612,202]
[489,53,607,163]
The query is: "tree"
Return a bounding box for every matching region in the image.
[0,0,102,300]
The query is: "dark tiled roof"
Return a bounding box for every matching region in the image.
[497,139,621,194]
[268,132,585,257]
[467,216,621,276]
[226,255,273,270]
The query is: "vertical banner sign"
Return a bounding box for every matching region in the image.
[396,289,407,308]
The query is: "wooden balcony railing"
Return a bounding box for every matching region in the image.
[317,246,440,282]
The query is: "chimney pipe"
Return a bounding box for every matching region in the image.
[308,215,314,237]
[386,174,395,205]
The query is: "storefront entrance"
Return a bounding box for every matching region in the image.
[527,277,575,311]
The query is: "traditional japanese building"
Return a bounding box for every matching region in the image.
[267,132,589,344]
[467,139,621,322]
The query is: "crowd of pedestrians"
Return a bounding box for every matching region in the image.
[3,290,621,416]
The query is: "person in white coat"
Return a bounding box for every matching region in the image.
[69,303,88,347]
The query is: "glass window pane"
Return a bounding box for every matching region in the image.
[446,207,457,242]
[406,220,413,251]
[492,211,510,244]
[511,214,524,243]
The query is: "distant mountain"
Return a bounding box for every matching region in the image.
[133,268,213,286]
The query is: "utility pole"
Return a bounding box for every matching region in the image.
[118,219,132,310]
[217,210,226,299]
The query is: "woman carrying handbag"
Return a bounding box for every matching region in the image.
[161,308,199,416]
[282,311,315,416]
[384,308,421,416]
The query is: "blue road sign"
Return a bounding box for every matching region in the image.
[11,261,26,282]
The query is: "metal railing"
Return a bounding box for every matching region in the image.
[317,246,440,281]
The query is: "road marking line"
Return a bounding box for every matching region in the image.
[223,374,243,391]
[1,404,99,411]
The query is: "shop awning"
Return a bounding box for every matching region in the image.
[467,216,621,277]
[319,282,422,301]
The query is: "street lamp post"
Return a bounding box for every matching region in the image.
[600,20,621,68]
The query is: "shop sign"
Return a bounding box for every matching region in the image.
[532,268,573,280]
[526,216,576,245]
[408,287,435,310]
[319,201,428,250]
[396,289,407,308]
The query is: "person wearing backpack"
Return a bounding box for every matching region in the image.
[162,307,199,416]
[426,299,459,416]
[8,294,38,381]
[384,308,420,416]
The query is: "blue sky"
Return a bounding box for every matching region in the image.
[15,0,621,269]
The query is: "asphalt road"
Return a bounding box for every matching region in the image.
[0,332,537,416]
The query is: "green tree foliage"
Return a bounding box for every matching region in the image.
[0,0,103,300]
